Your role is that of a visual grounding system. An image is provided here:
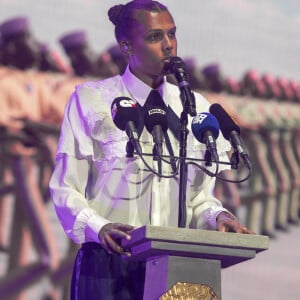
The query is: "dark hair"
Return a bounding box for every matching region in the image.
[108,1,169,42]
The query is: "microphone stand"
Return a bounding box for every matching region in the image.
[178,110,189,227]
[177,88,196,227]
[167,57,197,227]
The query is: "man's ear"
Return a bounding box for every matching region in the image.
[119,41,132,56]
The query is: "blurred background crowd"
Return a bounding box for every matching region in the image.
[0,5,300,300]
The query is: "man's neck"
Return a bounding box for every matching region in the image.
[129,66,164,89]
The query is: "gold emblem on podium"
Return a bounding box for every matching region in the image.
[159,282,220,300]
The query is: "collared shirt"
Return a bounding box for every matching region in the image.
[49,66,231,244]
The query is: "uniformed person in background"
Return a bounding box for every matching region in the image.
[59,30,119,78]
[0,18,61,300]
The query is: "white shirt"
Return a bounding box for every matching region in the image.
[49,66,231,244]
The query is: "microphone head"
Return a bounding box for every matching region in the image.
[111,97,139,130]
[191,112,220,143]
[209,103,240,140]
[168,56,186,73]
[144,107,168,133]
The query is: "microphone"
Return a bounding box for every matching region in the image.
[144,106,168,158]
[111,97,142,155]
[209,103,251,169]
[191,112,220,162]
[168,56,197,117]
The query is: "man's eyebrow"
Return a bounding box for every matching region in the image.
[147,29,163,33]
[147,26,177,33]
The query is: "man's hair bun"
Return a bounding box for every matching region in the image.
[108,5,124,26]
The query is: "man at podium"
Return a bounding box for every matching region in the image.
[49,1,254,299]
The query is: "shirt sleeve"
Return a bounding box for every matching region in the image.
[49,88,110,244]
[49,154,110,244]
[188,175,230,230]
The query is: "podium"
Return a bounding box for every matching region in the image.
[121,226,269,299]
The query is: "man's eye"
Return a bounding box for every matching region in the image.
[168,31,176,39]
[148,33,162,42]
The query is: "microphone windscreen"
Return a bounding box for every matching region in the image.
[209,103,240,140]
[191,112,220,143]
[168,56,186,73]
[144,107,168,133]
[111,97,139,130]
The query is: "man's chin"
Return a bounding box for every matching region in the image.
[162,63,172,76]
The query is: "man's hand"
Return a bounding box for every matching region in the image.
[98,223,134,256]
[216,212,255,234]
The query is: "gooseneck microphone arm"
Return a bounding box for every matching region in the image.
[125,121,142,156]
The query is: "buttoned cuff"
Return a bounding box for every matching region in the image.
[205,207,232,230]
[85,214,111,243]
[72,209,111,244]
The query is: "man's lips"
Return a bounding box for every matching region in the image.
[162,57,171,64]
[161,57,172,72]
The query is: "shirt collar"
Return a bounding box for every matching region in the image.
[121,65,166,106]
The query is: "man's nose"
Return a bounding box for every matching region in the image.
[163,35,173,51]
